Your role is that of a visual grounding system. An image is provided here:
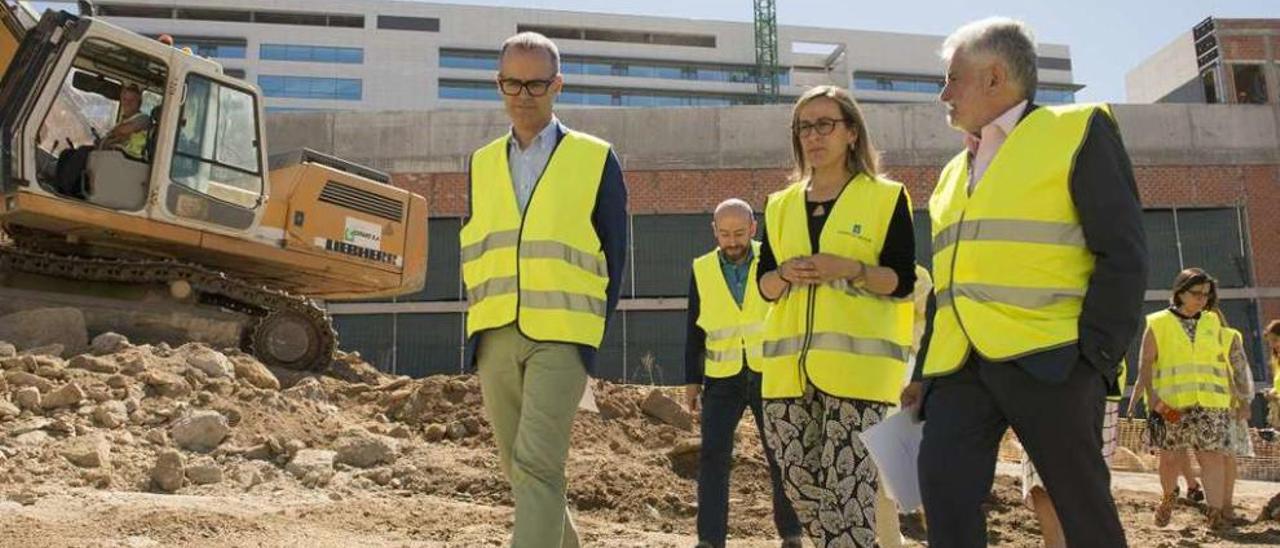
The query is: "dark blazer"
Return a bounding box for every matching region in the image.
[914,103,1149,389]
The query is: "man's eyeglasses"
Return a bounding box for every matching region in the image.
[497,76,556,97]
[793,117,849,138]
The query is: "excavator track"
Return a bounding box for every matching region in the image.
[0,244,337,371]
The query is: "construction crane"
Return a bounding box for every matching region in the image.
[752,0,779,103]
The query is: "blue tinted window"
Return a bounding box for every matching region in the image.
[560,60,584,75]
[440,52,498,71]
[1037,88,1075,104]
[854,75,943,94]
[439,82,499,101]
[437,50,789,86]
[439,79,760,107]
[583,61,612,76]
[260,44,363,64]
[258,75,362,100]
[176,41,246,59]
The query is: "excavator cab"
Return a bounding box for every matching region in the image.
[0,8,429,371]
[4,10,266,230]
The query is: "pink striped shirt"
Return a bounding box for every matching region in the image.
[964,100,1028,193]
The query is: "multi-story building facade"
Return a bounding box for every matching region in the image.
[1127,17,1280,104]
[92,0,1083,112]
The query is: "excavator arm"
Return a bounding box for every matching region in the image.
[0,1,38,71]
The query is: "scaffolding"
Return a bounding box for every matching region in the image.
[752,0,779,103]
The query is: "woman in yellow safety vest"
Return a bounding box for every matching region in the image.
[754,85,917,548]
[1265,320,1280,429]
[1130,268,1235,529]
[1209,308,1255,524]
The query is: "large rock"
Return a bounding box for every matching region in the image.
[0,399,19,420]
[327,354,383,385]
[41,381,85,409]
[229,356,280,390]
[333,430,398,468]
[14,386,41,411]
[151,449,185,492]
[21,344,65,358]
[139,370,191,398]
[90,333,131,356]
[286,449,336,486]
[183,346,233,378]
[61,434,110,468]
[0,355,36,372]
[92,401,129,428]
[68,355,119,375]
[169,410,230,452]
[0,308,87,355]
[667,439,701,479]
[185,457,223,485]
[11,430,51,447]
[284,377,327,402]
[0,342,15,358]
[423,423,447,442]
[5,370,54,392]
[640,389,693,431]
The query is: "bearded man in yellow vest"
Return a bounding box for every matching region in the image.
[683,199,802,548]
[899,18,1148,548]
[462,32,628,548]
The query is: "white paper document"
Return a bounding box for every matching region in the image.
[858,410,924,512]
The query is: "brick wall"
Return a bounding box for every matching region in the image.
[1221,34,1270,60]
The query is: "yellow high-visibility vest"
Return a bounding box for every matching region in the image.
[121,130,147,158]
[693,241,769,378]
[460,129,612,347]
[1148,309,1232,410]
[760,174,913,403]
[923,103,1115,377]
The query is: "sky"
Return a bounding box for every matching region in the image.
[29,0,1280,102]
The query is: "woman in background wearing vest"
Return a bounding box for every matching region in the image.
[755,85,917,547]
[1209,308,1255,524]
[1131,268,1235,529]
[1265,320,1280,429]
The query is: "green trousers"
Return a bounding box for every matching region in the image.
[477,325,587,548]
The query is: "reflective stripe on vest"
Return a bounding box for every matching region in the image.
[1148,309,1232,410]
[693,241,769,378]
[923,103,1112,377]
[460,129,612,347]
[760,174,913,402]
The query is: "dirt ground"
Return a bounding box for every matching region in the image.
[2,338,1279,547]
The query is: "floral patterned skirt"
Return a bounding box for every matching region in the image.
[762,384,888,548]
[1146,405,1231,452]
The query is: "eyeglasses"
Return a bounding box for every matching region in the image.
[793,117,849,138]
[497,76,556,97]
[1184,289,1212,298]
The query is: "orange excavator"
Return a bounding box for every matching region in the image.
[0,2,428,370]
